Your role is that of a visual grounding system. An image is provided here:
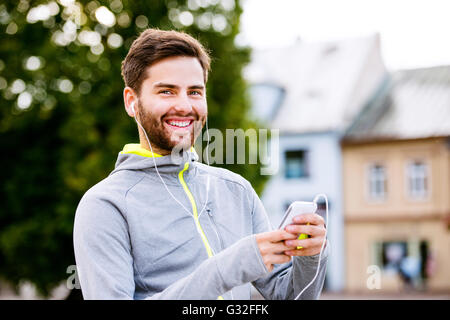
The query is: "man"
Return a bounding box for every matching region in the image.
[73,28,328,300]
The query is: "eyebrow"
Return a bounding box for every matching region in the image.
[153,82,205,90]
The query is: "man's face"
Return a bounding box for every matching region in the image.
[136,56,207,154]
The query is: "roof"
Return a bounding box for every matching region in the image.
[344,65,450,142]
[245,33,387,134]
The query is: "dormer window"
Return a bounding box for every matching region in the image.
[248,83,285,123]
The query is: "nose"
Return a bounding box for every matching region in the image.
[173,92,193,114]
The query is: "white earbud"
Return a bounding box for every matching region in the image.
[130,101,136,116]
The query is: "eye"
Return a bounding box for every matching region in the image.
[159,90,172,95]
[189,90,202,96]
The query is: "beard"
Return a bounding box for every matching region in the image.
[137,102,206,153]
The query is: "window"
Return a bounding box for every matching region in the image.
[381,241,407,272]
[374,240,430,289]
[285,150,309,179]
[407,161,429,199]
[368,164,387,200]
[248,83,285,123]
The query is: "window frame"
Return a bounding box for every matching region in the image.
[366,162,388,203]
[248,82,286,123]
[284,149,310,179]
[405,159,431,201]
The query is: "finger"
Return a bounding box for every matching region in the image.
[269,253,292,265]
[285,224,326,237]
[285,239,327,256]
[292,213,325,226]
[269,229,298,242]
[284,237,324,249]
[270,241,296,254]
[285,247,321,257]
[256,230,296,246]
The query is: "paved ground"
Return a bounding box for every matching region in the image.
[320,291,450,300]
[2,281,449,300]
[251,286,450,300]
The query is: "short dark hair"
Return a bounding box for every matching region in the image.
[121,28,211,94]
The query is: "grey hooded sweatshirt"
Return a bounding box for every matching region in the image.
[73,144,328,300]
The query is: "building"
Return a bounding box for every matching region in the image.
[342,66,450,292]
[245,34,388,292]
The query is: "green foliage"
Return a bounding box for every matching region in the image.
[0,0,267,296]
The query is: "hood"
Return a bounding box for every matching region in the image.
[111,143,199,176]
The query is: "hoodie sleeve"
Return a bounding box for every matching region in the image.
[74,191,269,300]
[249,186,329,300]
[145,234,269,300]
[73,192,136,299]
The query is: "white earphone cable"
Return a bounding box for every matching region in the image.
[133,102,325,301]
[133,110,212,220]
[133,104,235,299]
[134,113,193,216]
[294,193,329,300]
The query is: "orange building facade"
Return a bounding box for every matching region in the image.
[342,137,450,293]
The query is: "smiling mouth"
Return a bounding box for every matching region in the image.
[164,119,194,129]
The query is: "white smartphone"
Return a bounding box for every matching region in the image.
[278,201,317,249]
[278,201,317,230]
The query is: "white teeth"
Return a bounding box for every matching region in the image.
[168,120,190,127]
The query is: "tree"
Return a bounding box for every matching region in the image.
[0,0,267,297]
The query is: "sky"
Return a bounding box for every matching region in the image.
[239,0,450,70]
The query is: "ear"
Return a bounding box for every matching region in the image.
[123,87,137,117]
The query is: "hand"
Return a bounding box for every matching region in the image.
[254,230,298,272]
[283,213,326,257]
